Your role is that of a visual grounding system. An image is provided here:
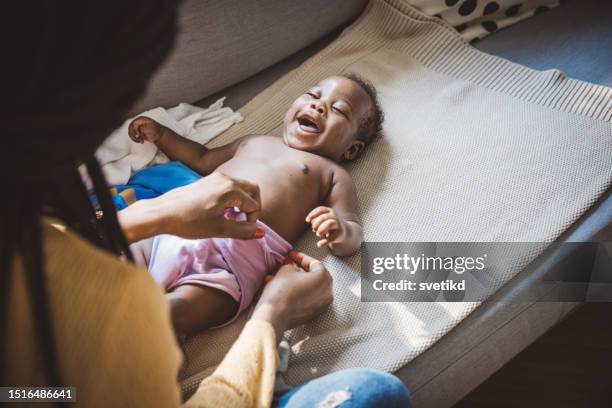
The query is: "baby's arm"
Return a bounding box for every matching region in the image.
[128,116,241,175]
[306,166,363,256]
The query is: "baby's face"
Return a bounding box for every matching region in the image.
[283,76,371,162]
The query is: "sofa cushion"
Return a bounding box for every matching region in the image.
[131,0,367,114]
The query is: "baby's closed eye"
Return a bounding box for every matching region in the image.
[332,105,348,117]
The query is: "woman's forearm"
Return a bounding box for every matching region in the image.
[186,320,278,408]
[118,173,262,244]
[118,198,169,243]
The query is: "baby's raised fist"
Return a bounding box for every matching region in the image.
[128,116,166,144]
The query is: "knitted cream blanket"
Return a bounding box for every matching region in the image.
[180,0,612,392]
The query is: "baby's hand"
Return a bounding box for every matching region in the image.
[306,206,346,249]
[128,116,166,144]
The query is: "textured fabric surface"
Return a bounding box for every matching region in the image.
[179,0,612,393]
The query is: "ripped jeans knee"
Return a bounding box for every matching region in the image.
[276,368,412,408]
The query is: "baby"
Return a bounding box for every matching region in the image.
[129,74,383,339]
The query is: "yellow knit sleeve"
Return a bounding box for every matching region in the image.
[29,220,278,407]
[184,320,279,408]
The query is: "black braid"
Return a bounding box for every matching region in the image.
[1,0,178,393]
[86,158,134,262]
[0,163,137,392]
[45,166,104,247]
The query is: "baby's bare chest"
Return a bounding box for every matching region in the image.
[215,139,334,207]
[224,139,329,180]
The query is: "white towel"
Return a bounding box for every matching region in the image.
[88,98,242,188]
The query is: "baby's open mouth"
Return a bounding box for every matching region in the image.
[297,114,321,134]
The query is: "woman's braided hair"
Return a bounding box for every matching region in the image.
[1,1,177,390]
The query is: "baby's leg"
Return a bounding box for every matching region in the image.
[129,237,155,267]
[166,284,239,341]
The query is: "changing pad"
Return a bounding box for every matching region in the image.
[179,0,612,393]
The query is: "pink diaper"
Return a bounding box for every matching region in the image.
[147,217,292,321]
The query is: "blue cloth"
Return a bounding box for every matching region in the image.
[276,368,411,408]
[111,161,201,209]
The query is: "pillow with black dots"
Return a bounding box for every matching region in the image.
[406,0,563,42]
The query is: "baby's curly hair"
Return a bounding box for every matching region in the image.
[342,73,384,146]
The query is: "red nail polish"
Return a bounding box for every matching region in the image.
[255,229,265,238]
[283,258,293,265]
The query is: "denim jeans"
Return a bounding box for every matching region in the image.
[276,368,412,408]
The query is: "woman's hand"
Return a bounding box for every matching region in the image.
[252,251,333,341]
[119,172,263,243]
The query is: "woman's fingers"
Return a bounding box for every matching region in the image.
[216,173,265,239]
[252,251,333,335]
[142,172,264,241]
[221,219,261,240]
[224,177,261,223]
[288,250,324,272]
[225,191,261,222]
[232,178,261,205]
[288,250,306,269]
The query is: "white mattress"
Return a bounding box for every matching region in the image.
[178,0,612,397]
